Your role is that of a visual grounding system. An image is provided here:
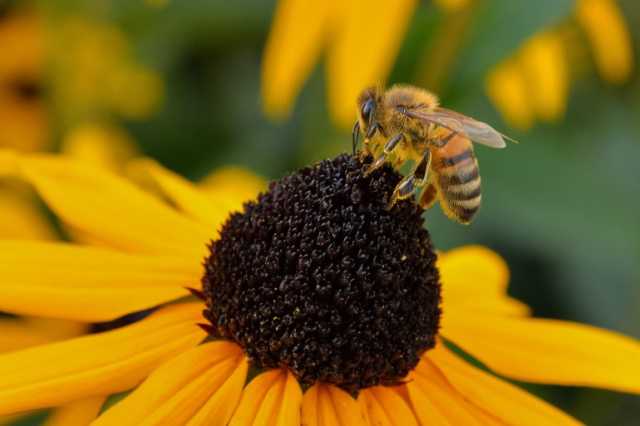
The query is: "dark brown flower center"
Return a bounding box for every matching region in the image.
[202,154,441,392]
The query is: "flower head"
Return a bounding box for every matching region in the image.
[204,154,440,391]
[0,151,637,425]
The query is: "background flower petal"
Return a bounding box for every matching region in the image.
[93,341,246,426]
[0,303,205,415]
[428,343,582,426]
[519,31,568,122]
[577,0,633,84]
[442,313,640,394]
[485,59,534,130]
[261,0,333,119]
[327,0,417,127]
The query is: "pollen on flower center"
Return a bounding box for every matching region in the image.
[202,154,441,392]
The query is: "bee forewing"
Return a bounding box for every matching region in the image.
[405,108,509,149]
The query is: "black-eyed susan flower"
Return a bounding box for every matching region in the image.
[486,30,569,131]
[0,151,638,425]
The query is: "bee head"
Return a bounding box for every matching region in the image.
[353,87,384,154]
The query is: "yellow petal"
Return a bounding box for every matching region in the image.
[9,153,211,257]
[0,317,86,353]
[439,246,530,316]
[358,386,418,426]
[408,359,484,426]
[229,369,302,426]
[93,341,246,426]
[187,354,248,426]
[199,166,266,216]
[61,123,139,173]
[302,383,365,426]
[0,241,201,321]
[485,59,534,131]
[0,303,206,415]
[577,0,633,84]
[442,313,640,393]
[129,158,230,232]
[519,31,568,122]
[44,396,106,426]
[261,0,334,119]
[428,343,581,425]
[0,185,57,240]
[327,0,417,127]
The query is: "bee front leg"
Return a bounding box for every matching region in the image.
[364,133,403,177]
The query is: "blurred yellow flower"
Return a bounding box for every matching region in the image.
[0,10,49,152]
[486,59,536,131]
[50,17,164,124]
[487,31,568,130]
[576,0,633,84]
[262,0,417,127]
[486,0,632,130]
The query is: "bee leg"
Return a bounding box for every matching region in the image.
[413,150,432,187]
[383,133,403,154]
[387,150,431,210]
[387,175,415,210]
[364,133,403,177]
[364,153,387,177]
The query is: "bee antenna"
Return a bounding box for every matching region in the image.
[352,120,360,154]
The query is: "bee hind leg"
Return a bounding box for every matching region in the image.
[387,150,431,210]
[419,183,438,210]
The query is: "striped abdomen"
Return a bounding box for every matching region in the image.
[432,134,481,224]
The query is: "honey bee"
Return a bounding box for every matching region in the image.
[352,84,511,224]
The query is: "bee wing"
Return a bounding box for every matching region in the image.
[404,107,511,149]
